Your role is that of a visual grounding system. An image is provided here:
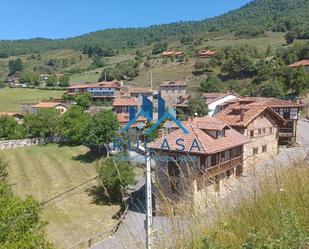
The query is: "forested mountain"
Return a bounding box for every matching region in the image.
[0,0,308,57]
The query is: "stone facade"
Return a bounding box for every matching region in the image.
[240,113,279,168]
[160,82,187,107]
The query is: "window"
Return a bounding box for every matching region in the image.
[253,148,258,155]
[258,129,262,135]
[269,127,273,134]
[249,130,254,138]
[220,151,225,163]
[262,128,266,134]
[262,145,267,153]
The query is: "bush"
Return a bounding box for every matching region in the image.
[97,158,135,202]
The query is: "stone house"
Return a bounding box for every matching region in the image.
[215,102,286,168]
[29,102,68,114]
[219,97,303,145]
[112,96,138,114]
[148,116,249,200]
[159,81,187,108]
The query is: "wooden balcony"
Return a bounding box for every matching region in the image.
[204,156,242,178]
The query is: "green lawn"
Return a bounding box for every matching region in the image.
[0,88,65,112]
[0,145,120,249]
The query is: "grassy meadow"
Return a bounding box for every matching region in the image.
[179,161,309,249]
[0,87,64,112]
[0,144,120,249]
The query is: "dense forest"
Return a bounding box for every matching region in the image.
[0,0,309,57]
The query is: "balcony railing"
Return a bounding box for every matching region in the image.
[204,156,242,178]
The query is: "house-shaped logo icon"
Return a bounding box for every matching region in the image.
[122,94,189,135]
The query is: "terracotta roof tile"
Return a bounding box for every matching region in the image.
[68,81,120,89]
[113,97,137,107]
[288,60,309,68]
[215,102,286,127]
[31,102,66,108]
[129,87,153,94]
[160,80,187,87]
[148,116,249,154]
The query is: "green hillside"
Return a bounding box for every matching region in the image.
[0,0,308,57]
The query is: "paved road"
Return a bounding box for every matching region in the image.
[90,119,309,249]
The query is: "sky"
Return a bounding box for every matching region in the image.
[0,0,252,40]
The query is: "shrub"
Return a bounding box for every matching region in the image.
[97,158,135,202]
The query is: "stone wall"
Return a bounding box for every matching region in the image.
[243,113,279,169]
[0,137,61,150]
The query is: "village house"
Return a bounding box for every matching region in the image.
[26,102,68,114]
[161,51,184,59]
[175,92,238,117]
[215,101,286,168]
[128,87,153,99]
[0,112,24,124]
[112,96,138,114]
[159,80,187,107]
[202,92,238,116]
[67,81,121,102]
[148,116,249,200]
[218,97,303,145]
[288,59,309,73]
[116,113,147,129]
[198,50,216,58]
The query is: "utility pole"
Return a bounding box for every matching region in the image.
[145,151,152,249]
[150,71,153,90]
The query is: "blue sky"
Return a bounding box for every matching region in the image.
[0,0,252,40]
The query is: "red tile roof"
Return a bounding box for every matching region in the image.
[203,92,237,104]
[113,97,137,107]
[148,116,249,155]
[117,113,146,128]
[231,97,303,108]
[160,80,187,87]
[68,81,120,89]
[129,87,153,94]
[161,51,184,57]
[288,60,309,68]
[31,102,67,108]
[214,102,286,128]
[199,50,216,57]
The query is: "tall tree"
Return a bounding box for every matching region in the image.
[200,74,223,93]
[8,58,23,76]
[46,75,58,87]
[97,157,135,202]
[24,109,60,138]
[58,75,70,87]
[187,95,209,117]
[74,93,92,109]
[59,106,91,144]
[84,110,119,154]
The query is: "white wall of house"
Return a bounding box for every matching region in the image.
[208,95,237,116]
